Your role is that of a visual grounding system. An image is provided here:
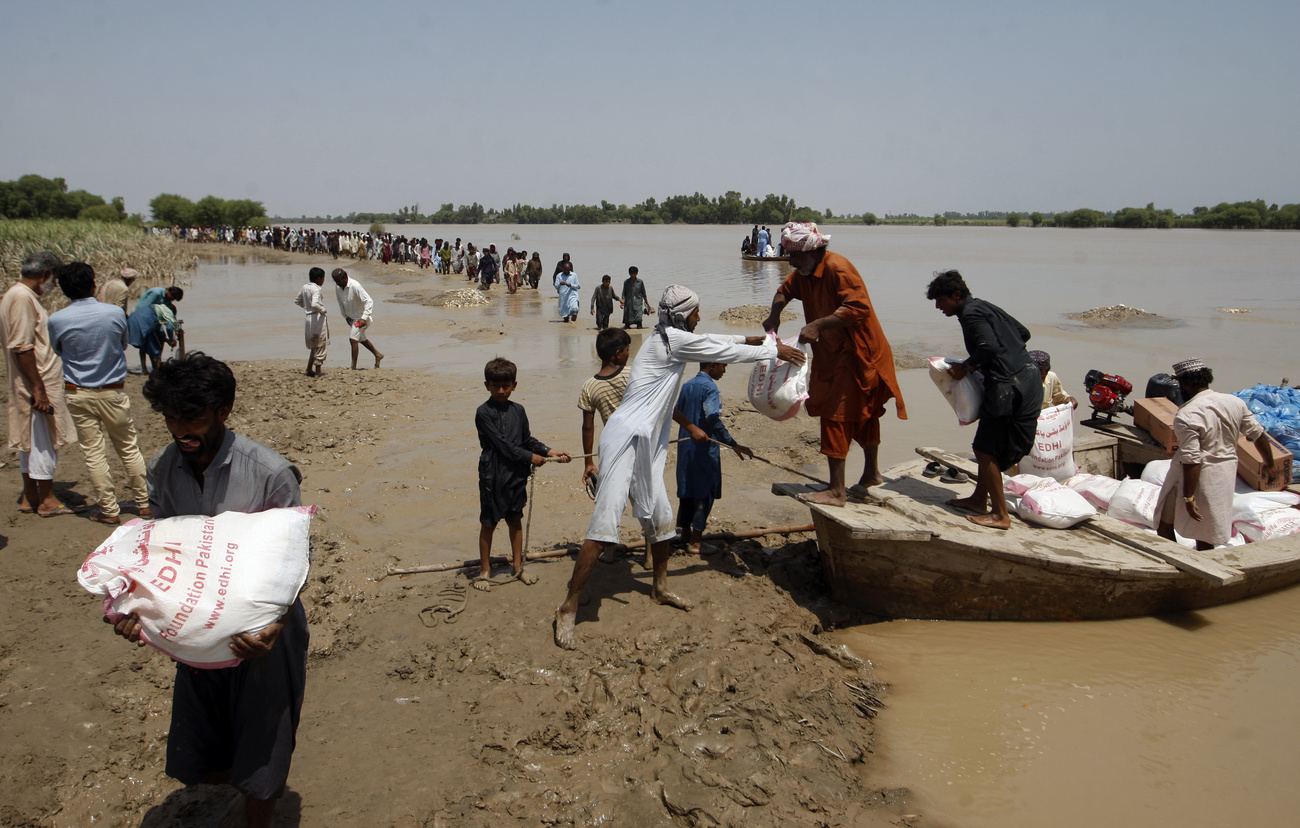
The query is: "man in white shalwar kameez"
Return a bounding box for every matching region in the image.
[332,268,384,370]
[1156,358,1278,549]
[295,267,329,376]
[555,285,805,649]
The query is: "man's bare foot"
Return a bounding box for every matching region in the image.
[946,496,988,514]
[374,352,385,368]
[967,513,1011,530]
[651,589,693,611]
[471,576,492,592]
[800,488,847,507]
[554,607,577,649]
[514,569,538,585]
[857,473,885,488]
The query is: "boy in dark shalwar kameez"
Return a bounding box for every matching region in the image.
[590,275,617,330]
[474,358,571,589]
[674,362,753,554]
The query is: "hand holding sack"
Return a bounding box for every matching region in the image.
[748,331,812,421]
[928,357,983,426]
[78,507,315,668]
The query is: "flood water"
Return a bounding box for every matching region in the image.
[177,225,1299,827]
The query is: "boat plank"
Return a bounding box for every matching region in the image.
[1082,516,1244,585]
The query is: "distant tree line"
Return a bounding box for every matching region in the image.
[148,193,268,228]
[0,174,139,223]
[277,192,831,226]
[4,175,1295,232]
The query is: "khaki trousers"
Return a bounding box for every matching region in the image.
[66,387,148,518]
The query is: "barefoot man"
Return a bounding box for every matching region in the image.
[762,222,906,506]
[332,267,384,370]
[555,285,805,649]
[927,269,1042,529]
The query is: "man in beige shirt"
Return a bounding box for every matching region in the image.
[95,267,139,313]
[2,252,79,516]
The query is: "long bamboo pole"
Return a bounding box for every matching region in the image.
[382,523,815,578]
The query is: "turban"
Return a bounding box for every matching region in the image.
[1172,358,1208,378]
[1027,350,1051,371]
[780,221,831,252]
[657,285,699,332]
[119,267,139,281]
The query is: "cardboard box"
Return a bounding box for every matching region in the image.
[1237,432,1294,492]
[1133,397,1179,453]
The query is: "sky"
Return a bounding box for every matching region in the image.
[2,0,1297,220]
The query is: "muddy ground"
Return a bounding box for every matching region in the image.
[0,360,923,827]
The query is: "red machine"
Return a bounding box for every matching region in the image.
[1083,370,1133,420]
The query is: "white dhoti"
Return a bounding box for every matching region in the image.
[348,319,370,342]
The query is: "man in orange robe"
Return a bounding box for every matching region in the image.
[763,222,906,506]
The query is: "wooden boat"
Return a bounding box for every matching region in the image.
[774,446,1300,621]
[741,253,790,262]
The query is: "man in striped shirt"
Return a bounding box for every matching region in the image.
[48,262,150,525]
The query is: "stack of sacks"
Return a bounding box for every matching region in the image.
[1232,490,1300,542]
[1004,473,1096,529]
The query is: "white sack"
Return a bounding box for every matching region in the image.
[1005,473,1051,497]
[1021,403,1077,481]
[1232,504,1300,543]
[748,332,812,421]
[1231,490,1300,535]
[1064,473,1123,509]
[928,357,983,426]
[1014,479,1096,529]
[1141,459,1171,487]
[1108,479,1162,528]
[79,507,315,669]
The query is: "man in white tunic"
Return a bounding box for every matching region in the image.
[331,268,384,370]
[1156,358,1278,549]
[295,267,329,376]
[555,286,805,649]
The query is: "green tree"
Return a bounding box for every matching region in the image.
[862,212,879,226]
[1029,212,1043,227]
[221,199,266,227]
[150,193,195,225]
[1006,212,1021,227]
[78,203,123,222]
[192,195,225,227]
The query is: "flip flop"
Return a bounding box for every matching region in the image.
[940,468,971,484]
[38,505,77,518]
[922,461,944,478]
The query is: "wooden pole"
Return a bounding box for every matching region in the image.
[382,523,816,578]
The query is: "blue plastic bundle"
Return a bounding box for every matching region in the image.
[1234,384,1300,482]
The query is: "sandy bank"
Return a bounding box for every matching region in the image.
[0,361,911,827]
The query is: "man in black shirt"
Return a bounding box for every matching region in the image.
[928,270,1042,529]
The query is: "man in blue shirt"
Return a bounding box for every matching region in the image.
[48,262,150,526]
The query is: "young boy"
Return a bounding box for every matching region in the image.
[590,275,618,330]
[578,328,632,488]
[475,358,570,589]
[675,362,753,554]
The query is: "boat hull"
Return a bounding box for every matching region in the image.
[811,510,1300,621]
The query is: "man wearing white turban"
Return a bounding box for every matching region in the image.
[555,285,805,649]
[763,222,906,506]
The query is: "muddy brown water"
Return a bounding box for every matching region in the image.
[175,226,1298,826]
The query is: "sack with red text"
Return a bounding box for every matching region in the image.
[748,331,812,421]
[1020,403,1077,481]
[78,507,314,669]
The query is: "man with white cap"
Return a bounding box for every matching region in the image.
[1156,358,1278,549]
[555,285,805,649]
[763,222,906,506]
[96,267,139,314]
